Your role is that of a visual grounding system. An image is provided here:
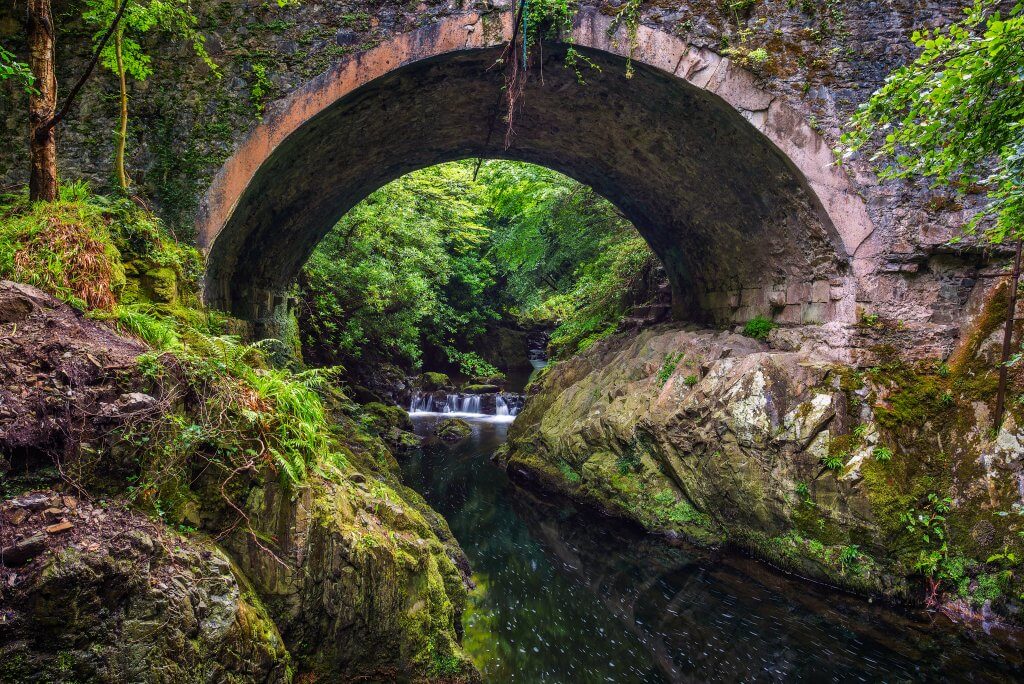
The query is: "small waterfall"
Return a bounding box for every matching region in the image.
[407,391,520,418]
[527,331,549,369]
[409,394,435,413]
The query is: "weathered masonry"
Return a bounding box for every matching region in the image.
[195,6,995,363]
[0,1,999,363]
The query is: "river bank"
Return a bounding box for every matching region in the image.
[405,413,1024,681]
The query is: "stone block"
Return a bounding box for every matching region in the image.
[740,287,764,307]
[777,303,804,325]
[787,282,810,305]
[802,303,827,324]
[810,280,830,303]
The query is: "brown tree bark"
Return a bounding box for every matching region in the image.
[114,29,129,192]
[28,0,58,202]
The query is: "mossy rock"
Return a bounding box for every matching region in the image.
[419,372,452,391]
[461,384,500,394]
[434,418,472,442]
[363,402,413,433]
[470,374,506,386]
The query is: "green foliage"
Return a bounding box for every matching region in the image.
[842,0,1024,242]
[0,187,350,504]
[299,162,496,374]
[902,493,952,545]
[742,315,776,341]
[656,352,683,386]
[301,160,656,378]
[839,544,861,572]
[250,63,272,113]
[795,481,813,506]
[615,450,642,475]
[820,453,844,471]
[0,183,200,311]
[557,459,581,484]
[872,445,894,463]
[442,348,501,378]
[82,0,216,83]
[608,0,644,78]
[0,45,36,94]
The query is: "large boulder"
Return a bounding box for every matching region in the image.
[0,492,290,683]
[502,321,1024,613]
[434,419,472,443]
[0,282,478,682]
[214,476,474,681]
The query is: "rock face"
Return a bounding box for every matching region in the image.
[0,283,476,682]
[216,477,471,680]
[0,492,290,683]
[502,319,1024,612]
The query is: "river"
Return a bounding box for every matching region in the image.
[402,414,1022,683]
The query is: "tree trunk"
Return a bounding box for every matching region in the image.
[114,29,129,192]
[994,238,1023,429]
[27,0,58,202]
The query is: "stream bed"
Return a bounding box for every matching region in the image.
[402,414,1022,683]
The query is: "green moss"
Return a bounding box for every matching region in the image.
[419,372,451,390]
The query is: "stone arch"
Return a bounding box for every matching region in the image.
[198,7,873,333]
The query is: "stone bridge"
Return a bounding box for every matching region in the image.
[0,1,1000,363]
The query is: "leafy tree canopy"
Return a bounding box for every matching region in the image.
[82,0,216,82]
[299,160,658,379]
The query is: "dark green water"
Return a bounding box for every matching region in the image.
[403,415,1023,683]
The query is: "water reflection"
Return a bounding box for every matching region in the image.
[403,415,1021,683]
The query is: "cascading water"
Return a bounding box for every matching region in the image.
[408,391,520,419]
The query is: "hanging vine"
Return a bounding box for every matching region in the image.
[609,0,643,78]
[495,0,599,148]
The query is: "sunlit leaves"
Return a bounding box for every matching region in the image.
[82,0,218,83]
[841,0,1024,242]
[0,45,36,94]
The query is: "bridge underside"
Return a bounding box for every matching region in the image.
[203,43,847,330]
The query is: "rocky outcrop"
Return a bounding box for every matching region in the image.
[0,492,290,683]
[214,475,472,680]
[502,319,1024,615]
[0,282,476,681]
[434,419,472,443]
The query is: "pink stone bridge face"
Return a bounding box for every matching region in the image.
[198,8,874,333]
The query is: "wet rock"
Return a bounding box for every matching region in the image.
[435,418,472,442]
[0,533,46,567]
[502,325,886,590]
[0,494,291,682]
[418,372,452,391]
[216,477,475,680]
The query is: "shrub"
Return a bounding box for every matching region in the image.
[742,315,776,341]
[657,352,683,386]
[821,453,844,471]
[873,446,894,462]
